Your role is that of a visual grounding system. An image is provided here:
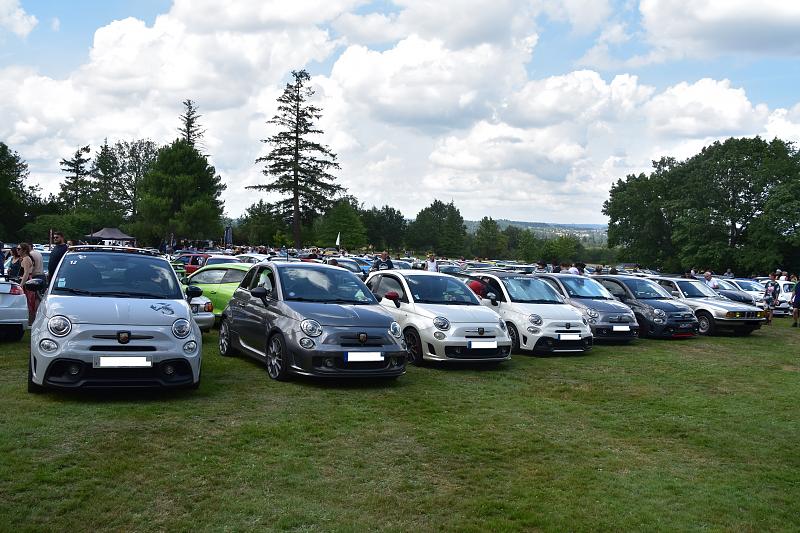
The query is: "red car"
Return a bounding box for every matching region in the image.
[174,253,210,274]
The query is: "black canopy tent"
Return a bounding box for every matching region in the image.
[84,228,136,246]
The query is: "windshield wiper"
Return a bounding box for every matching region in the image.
[53,287,97,296]
[94,291,169,299]
[322,299,372,305]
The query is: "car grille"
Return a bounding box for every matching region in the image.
[669,312,695,322]
[337,333,386,347]
[444,345,510,359]
[607,315,632,323]
[89,345,157,352]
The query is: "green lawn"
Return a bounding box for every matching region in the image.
[1,322,799,532]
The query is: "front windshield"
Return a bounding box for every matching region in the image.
[677,280,719,298]
[206,257,240,265]
[560,276,614,299]
[621,278,673,299]
[405,275,479,305]
[717,279,736,290]
[51,253,183,299]
[501,277,562,303]
[735,280,765,292]
[279,267,375,304]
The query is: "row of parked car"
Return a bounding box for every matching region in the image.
[3,245,777,393]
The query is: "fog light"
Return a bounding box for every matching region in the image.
[39,339,58,353]
[299,337,315,349]
[68,364,81,376]
[164,364,175,375]
[183,340,197,354]
[527,327,540,335]
[433,331,446,340]
[324,358,335,368]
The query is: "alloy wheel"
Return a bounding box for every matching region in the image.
[267,335,284,379]
[219,321,229,353]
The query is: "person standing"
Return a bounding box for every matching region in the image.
[426,253,439,272]
[763,272,781,325]
[0,240,4,278]
[370,251,394,272]
[791,281,800,327]
[703,271,719,289]
[18,243,45,324]
[48,231,69,281]
[7,247,22,280]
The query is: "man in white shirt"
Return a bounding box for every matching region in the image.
[703,271,719,289]
[426,253,438,272]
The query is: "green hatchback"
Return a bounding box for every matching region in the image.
[186,263,251,318]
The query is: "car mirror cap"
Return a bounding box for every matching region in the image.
[186,285,203,300]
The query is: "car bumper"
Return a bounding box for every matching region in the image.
[712,317,765,329]
[30,323,202,389]
[192,311,215,331]
[0,307,29,329]
[285,328,407,377]
[418,326,512,362]
[645,320,699,338]
[590,321,639,341]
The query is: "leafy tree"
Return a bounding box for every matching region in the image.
[361,205,407,251]
[89,139,125,219]
[517,230,543,263]
[58,145,92,210]
[178,99,205,148]
[406,200,465,257]
[315,200,367,249]
[0,142,39,239]
[474,216,507,258]
[132,140,225,246]
[247,69,343,248]
[236,200,286,245]
[541,235,585,264]
[502,224,523,257]
[113,139,159,219]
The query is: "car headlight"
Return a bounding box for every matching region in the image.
[389,321,402,338]
[39,339,59,353]
[183,340,197,354]
[300,319,323,337]
[528,314,543,326]
[433,316,450,331]
[584,308,599,319]
[498,318,506,331]
[47,315,72,337]
[172,318,191,339]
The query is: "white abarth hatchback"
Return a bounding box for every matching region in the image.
[366,270,511,365]
[26,246,203,392]
[465,272,593,354]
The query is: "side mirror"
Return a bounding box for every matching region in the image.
[486,291,498,306]
[186,285,203,301]
[251,286,271,304]
[24,278,46,292]
[384,291,402,308]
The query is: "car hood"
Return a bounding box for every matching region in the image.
[683,297,761,311]
[413,303,499,323]
[508,303,582,320]
[285,301,392,327]
[640,299,693,313]
[44,295,190,325]
[569,298,633,314]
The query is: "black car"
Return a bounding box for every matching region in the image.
[535,273,640,341]
[593,275,699,338]
[218,262,407,380]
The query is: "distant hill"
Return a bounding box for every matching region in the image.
[464,219,608,246]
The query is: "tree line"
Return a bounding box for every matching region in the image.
[604,136,800,274]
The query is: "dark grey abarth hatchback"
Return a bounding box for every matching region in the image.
[218,262,407,380]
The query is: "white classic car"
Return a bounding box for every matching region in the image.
[26,246,203,392]
[366,270,512,365]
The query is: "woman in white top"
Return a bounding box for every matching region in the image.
[426,253,439,272]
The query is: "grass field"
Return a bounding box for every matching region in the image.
[1,321,799,532]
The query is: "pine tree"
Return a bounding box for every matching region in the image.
[178,99,205,147]
[58,145,92,210]
[247,69,343,248]
[90,139,124,216]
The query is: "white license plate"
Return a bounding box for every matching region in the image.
[559,334,581,341]
[94,356,152,368]
[468,340,497,349]
[345,352,383,362]
[612,325,630,332]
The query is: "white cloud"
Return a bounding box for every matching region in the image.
[0,0,37,37]
[50,17,59,32]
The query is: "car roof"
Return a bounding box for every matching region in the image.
[67,245,162,257]
[268,261,345,271]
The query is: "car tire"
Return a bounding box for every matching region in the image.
[218,317,238,357]
[506,322,520,353]
[27,355,44,394]
[265,333,290,381]
[403,328,424,366]
[696,311,716,335]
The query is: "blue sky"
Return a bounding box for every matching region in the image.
[2,1,800,223]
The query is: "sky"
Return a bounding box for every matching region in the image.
[2,0,800,224]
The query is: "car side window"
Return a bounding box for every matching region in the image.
[221,269,247,285]
[366,275,381,292]
[541,278,564,296]
[255,268,277,297]
[190,256,203,266]
[376,275,407,302]
[658,280,676,291]
[482,277,506,301]
[239,268,257,290]
[190,269,226,285]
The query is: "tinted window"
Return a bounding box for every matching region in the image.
[599,279,627,298]
[52,253,182,299]
[279,267,376,304]
[376,275,406,301]
[620,278,672,299]
[190,269,226,284]
[239,268,257,289]
[221,269,247,284]
[481,277,506,301]
[405,275,479,305]
[540,277,564,295]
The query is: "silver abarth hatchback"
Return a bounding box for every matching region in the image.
[26,246,204,392]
